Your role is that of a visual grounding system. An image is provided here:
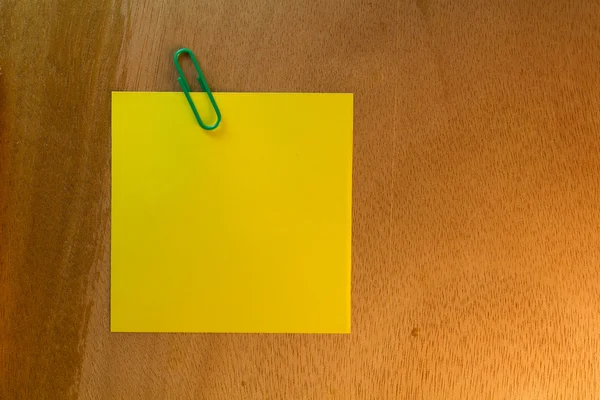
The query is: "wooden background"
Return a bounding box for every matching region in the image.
[2,0,600,398]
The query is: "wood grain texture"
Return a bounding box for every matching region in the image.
[2,0,600,398]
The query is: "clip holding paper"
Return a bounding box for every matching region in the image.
[173,47,222,130]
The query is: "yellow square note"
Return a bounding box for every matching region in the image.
[111,92,352,333]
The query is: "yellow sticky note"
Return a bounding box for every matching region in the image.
[111,92,352,333]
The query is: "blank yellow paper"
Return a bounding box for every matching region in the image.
[111,92,352,333]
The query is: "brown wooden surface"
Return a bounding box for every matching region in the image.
[2,0,600,398]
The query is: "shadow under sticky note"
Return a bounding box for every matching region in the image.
[111,92,353,333]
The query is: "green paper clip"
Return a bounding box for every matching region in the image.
[173,48,222,130]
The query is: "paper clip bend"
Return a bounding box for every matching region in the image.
[173,48,222,130]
